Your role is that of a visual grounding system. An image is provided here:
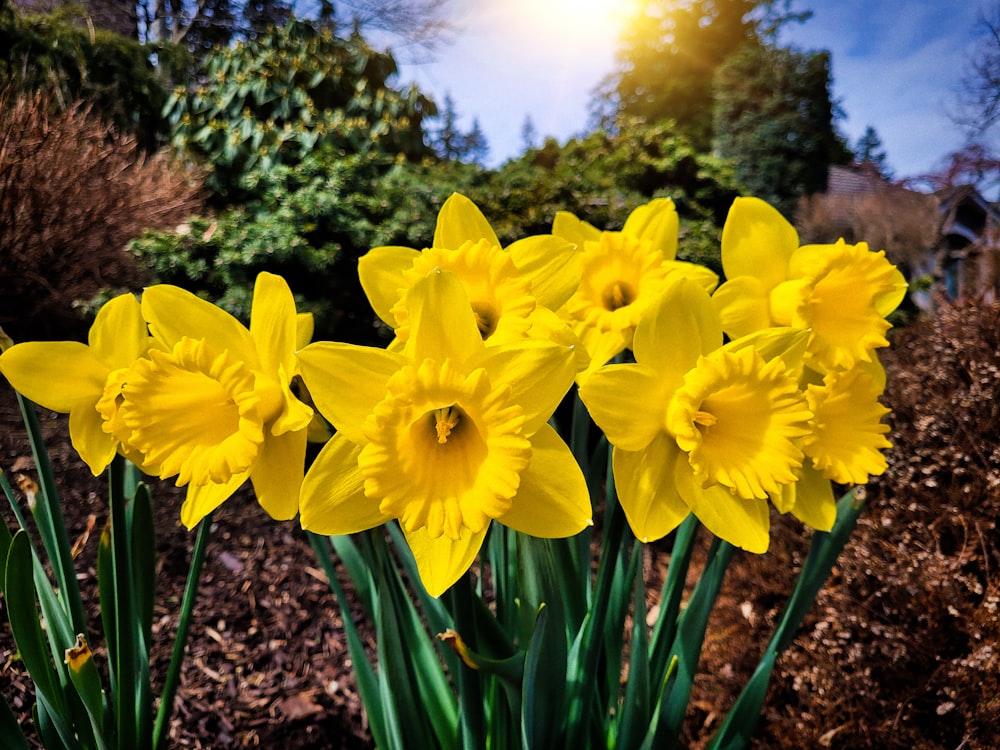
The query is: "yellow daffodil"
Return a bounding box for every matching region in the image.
[358,193,580,349]
[579,277,812,553]
[712,196,908,373]
[298,270,591,597]
[552,198,719,375]
[0,294,150,474]
[118,272,313,528]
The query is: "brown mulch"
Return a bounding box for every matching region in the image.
[2,296,1000,748]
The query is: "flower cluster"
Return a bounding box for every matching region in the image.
[0,194,904,594]
[0,273,314,528]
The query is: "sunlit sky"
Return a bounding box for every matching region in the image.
[398,0,990,185]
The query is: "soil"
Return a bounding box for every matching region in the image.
[2,297,999,749]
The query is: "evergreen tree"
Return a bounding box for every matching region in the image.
[855,125,893,179]
[430,93,490,163]
[713,42,851,214]
[520,115,538,151]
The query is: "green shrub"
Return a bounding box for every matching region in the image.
[0,3,171,148]
[164,19,435,202]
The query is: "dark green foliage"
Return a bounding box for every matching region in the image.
[0,3,170,149]
[164,19,436,202]
[713,43,851,215]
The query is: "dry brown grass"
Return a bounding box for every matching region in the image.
[0,86,203,341]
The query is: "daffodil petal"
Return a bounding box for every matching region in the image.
[623,198,678,259]
[179,470,249,529]
[552,211,601,246]
[69,401,116,475]
[612,435,690,542]
[404,270,483,366]
[142,285,259,369]
[634,277,721,378]
[433,193,500,249]
[402,523,489,598]
[579,363,665,451]
[674,454,770,553]
[296,342,404,444]
[475,340,577,435]
[721,196,797,290]
[359,246,422,325]
[299,432,387,535]
[497,423,590,537]
[789,464,836,531]
[712,276,772,339]
[0,342,106,412]
[295,312,314,351]
[89,294,147,367]
[251,427,307,521]
[506,235,580,310]
[250,272,297,377]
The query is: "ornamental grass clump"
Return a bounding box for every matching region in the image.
[0,192,902,749]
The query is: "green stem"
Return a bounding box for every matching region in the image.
[108,456,137,750]
[447,573,486,750]
[152,512,213,750]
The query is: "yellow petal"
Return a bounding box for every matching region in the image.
[251,428,307,521]
[623,198,679,260]
[721,196,797,291]
[404,270,483,366]
[633,277,721,378]
[552,210,602,247]
[69,400,116,475]
[296,342,404,445]
[506,235,580,310]
[711,276,772,339]
[295,312,314,351]
[433,193,500,249]
[674,454,770,553]
[475,340,577,435]
[250,272,297,378]
[299,432,387,535]
[403,523,489,598]
[664,260,719,294]
[497,423,590,537]
[788,463,836,531]
[612,435,690,543]
[142,285,259,369]
[358,246,422,326]
[89,294,147,367]
[0,342,106,412]
[578,363,665,451]
[180,471,249,529]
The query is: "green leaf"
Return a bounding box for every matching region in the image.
[615,545,652,749]
[707,489,865,749]
[655,537,735,747]
[4,531,62,710]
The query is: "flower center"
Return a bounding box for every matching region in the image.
[667,346,811,500]
[601,281,635,311]
[359,359,531,539]
[434,404,463,443]
[120,337,264,486]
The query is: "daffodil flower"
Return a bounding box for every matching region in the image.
[552,198,719,375]
[0,294,149,474]
[712,196,908,373]
[118,272,313,528]
[297,270,591,597]
[579,277,812,553]
[359,192,580,349]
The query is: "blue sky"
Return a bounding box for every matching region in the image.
[398,0,990,185]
